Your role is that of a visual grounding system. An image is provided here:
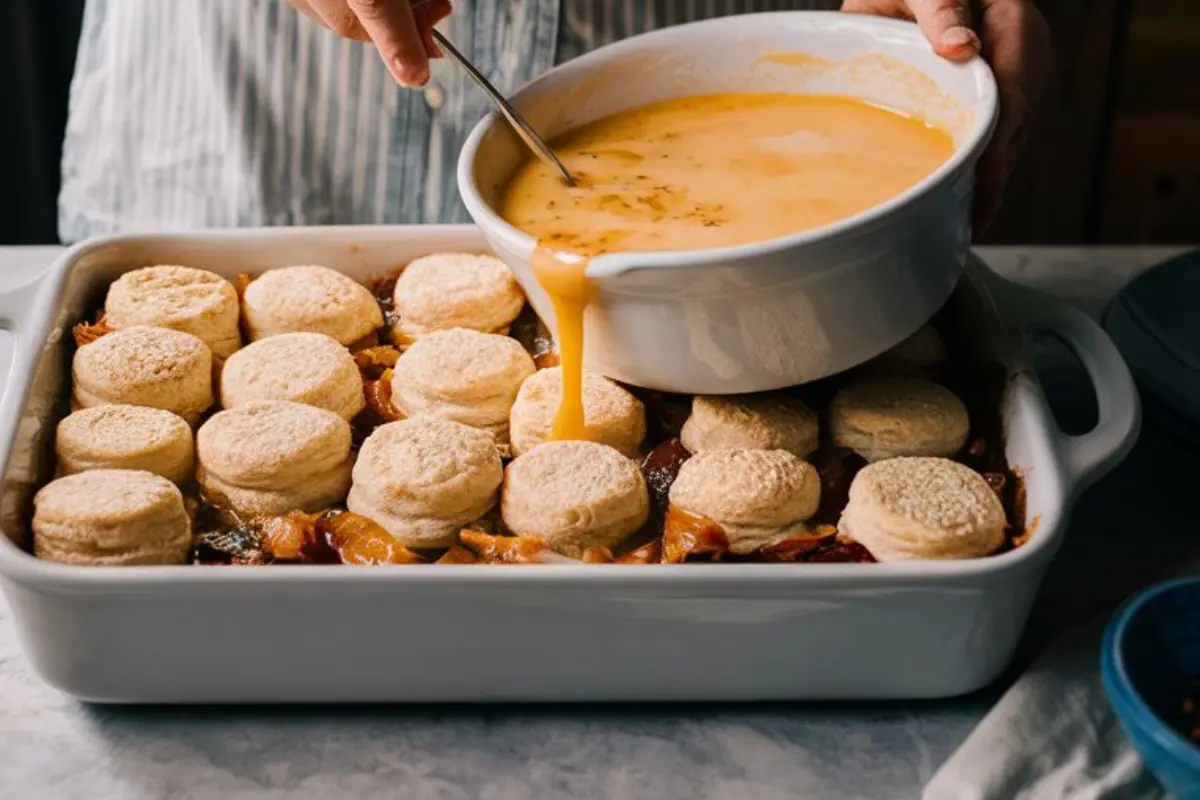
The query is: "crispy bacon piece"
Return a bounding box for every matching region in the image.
[316,511,425,565]
[259,511,339,564]
[756,525,839,562]
[661,506,729,564]
[615,540,662,564]
[72,313,113,347]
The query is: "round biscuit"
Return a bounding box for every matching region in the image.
[390,328,535,442]
[828,375,969,462]
[33,469,191,565]
[56,405,194,485]
[392,253,525,346]
[105,265,241,358]
[668,449,820,553]
[509,367,646,458]
[347,419,502,548]
[196,401,352,515]
[72,325,214,423]
[680,393,818,459]
[220,332,365,420]
[241,265,383,345]
[838,456,1006,561]
[501,440,649,557]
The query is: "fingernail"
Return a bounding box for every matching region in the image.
[393,60,429,89]
[941,26,980,51]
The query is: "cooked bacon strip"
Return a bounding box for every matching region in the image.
[661,506,729,564]
[72,312,113,347]
[316,511,425,565]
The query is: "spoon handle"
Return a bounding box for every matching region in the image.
[430,30,575,185]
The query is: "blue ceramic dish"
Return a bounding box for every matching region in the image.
[1102,577,1200,798]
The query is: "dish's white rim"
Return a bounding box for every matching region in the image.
[0,232,1067,591]
[457,11,1000,279]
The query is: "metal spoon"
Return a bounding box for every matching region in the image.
[430,29,576,186]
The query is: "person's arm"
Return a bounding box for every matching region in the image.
[841,0,1052,234]
[283,0,452,87]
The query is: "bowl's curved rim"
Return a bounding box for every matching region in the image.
[457,10,1000,278]
[1101,576,1200,775]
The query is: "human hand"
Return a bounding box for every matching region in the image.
[284,0,454,87]
[841,0,1052,235]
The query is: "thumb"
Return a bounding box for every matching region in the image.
[906,0,980,61]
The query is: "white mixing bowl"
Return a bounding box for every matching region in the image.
[458,11,998,394]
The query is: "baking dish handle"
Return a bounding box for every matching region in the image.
[987,274,1141,494]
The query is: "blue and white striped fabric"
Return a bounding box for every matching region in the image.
[59,0,835,242]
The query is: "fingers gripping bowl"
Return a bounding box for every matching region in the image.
[0,226,1139,703]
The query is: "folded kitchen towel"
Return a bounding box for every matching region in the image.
[922,617,1165,800]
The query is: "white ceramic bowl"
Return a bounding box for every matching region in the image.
[459,11,999,394]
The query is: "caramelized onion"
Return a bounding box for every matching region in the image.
[661,505,729,563]
[72,313,113,347]
[316,511,425,565]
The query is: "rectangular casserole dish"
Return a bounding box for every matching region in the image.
[0,225,1140,703]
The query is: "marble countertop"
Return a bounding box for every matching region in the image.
[0,245,1194,800]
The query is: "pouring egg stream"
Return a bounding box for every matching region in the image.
[498,91,955,439]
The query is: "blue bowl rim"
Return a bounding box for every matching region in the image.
[1101,575,1200,774]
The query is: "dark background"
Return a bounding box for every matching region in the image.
[2,0,1195,246]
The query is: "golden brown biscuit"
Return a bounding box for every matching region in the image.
[105,265,241,358]
[347,418,503,549]
[839,456,1006,561]
[668,449,821,553]
[196,400,352,516]
[508,367,646,458]
[864,324,948,374]
[392,253,525,346]
[828,376,969,462]
[33,469,191,565]
[501,440,649,557]
[220,332,365,420]
[390,327,536,449]
[55,405,194,484]
[72,325,214,423]
[680,393,818,459]
[241,265,383,345]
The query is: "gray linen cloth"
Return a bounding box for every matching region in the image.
[922,618,1166,800]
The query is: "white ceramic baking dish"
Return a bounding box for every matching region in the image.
[460,12,999,394]
[0,225,1138,703]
